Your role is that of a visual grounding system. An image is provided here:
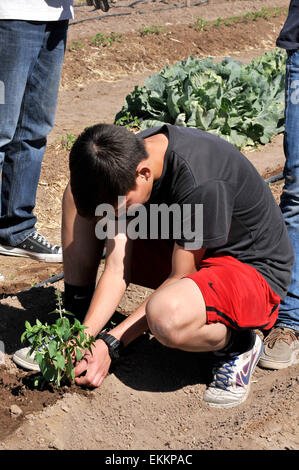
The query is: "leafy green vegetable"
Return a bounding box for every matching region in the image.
[21,290,95,388]
[115,49,286,148]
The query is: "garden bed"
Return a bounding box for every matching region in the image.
[0,0,298,451]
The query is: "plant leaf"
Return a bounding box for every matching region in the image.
[114,48,286,149]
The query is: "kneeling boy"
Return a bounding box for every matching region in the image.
[19,124,295,408]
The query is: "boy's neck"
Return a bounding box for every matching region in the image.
[144,133,168,181]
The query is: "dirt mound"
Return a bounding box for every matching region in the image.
[0,367,64,442]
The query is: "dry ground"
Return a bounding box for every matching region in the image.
[0,0,298,452]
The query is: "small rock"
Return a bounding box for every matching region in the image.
[10,404,23,417]
[49,438,64,450]
[61,403,70,413]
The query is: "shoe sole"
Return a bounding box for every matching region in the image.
[13,354,40,372]
[205,336,264,409]
[258,350,299,370]
[205,387,251,409]
[0,246,62,263]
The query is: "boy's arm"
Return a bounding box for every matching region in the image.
[109,243,206,346]
[75,242,205,387]
[74,229,132,387]
[82,230,133,338]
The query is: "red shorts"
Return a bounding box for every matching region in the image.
[185,255,281,330]
[130,240,280,331]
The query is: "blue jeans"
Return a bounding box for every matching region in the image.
[278,49,299,331]
[0,20,68,246]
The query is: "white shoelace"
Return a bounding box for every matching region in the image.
[32,232,59,251]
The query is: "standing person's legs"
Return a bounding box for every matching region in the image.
[0,20,68,260]
[259,49,299,369]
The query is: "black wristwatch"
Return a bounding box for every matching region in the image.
[96,332,124,360]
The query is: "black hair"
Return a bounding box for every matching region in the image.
[69,123,148,218]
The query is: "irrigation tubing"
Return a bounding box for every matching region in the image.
[69,0,209,25]
[23,272,65,292]
[264,172,284,184]
[0,272,65,299]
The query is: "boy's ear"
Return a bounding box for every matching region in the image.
[136,162,151,180]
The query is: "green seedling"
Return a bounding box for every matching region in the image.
[91,32,122,47]
[115,111,141,129]
[69,40,84,51]
[244,7,281,22]
[193,17,211,31]
[193,7,287,31]
[21,290,95,388]
[140,25,166,37]
[214,17,225,27]
[59,133,76,150]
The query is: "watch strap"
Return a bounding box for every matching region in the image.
[96,332,124,359]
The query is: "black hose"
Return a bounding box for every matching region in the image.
[22,272,65,292]
[0,271,65,299]
[70,11,131,24]
[264,172,284,184]
[70,0,209,25]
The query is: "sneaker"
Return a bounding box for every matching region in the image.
[203,333,263,408]
[258,327,299,370]
[13,346,40,371]
[13,331,59,371]
[0,231,62,263]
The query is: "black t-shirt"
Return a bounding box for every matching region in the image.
[138,125,294,299]
[276,0,299,50]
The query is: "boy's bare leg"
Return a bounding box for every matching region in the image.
[146,277,231,352]
[62,183,104,286]
[146,277,263,409]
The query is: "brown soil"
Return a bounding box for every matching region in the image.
[62,7,288,88]
[0,0,298,451]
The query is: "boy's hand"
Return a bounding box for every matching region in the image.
[74,339,111,388]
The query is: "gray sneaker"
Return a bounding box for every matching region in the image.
[258,327,299,370]
[0,231,62,263]
[13,346,40,371]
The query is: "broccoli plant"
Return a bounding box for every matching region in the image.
[21,290,95,388]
